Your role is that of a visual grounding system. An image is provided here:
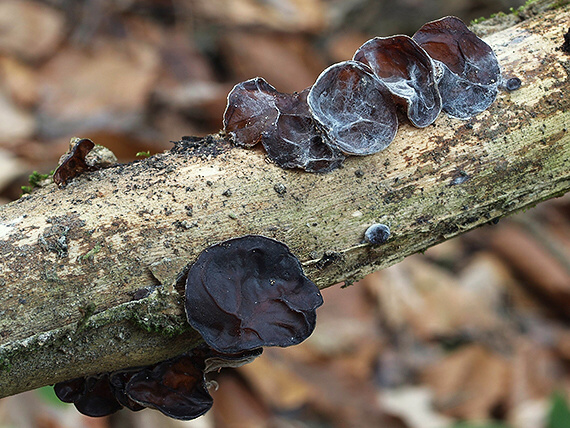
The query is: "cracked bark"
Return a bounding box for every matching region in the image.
[1,4,569,398]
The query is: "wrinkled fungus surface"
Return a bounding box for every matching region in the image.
[413,16,501,119]
[222,16,502,171]
[307,60,398,155]
[185,235,323,354]
[126,355,213,420]
[262,89,345,172]
[223,77,280,148]
[353,35,442,128]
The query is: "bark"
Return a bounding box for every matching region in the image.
[1,4,569,398]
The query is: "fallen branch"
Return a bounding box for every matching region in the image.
[0,4,569,398]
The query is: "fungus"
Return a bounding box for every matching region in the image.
[53,138,95,187]
[204,347,263,373]
[262,89,345,172]
[223,77,280,147]
[54,374,123,417]
[503,77,521,92]
[109,369,146,411]
[413,16,501,119]
[125,354,213,420]
[353,35,442,128]
[364,223,391,245]
[185,235,323,354]
[307,60,398,155]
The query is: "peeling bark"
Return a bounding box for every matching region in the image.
[1,5,569,398]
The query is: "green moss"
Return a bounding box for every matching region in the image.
[136,151,151,158]
[21,170,54,194]
[81,244,102,261]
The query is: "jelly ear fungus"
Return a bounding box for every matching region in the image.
[307,60,398,156]
[412,16,502,119]
[184,235,323,354]
[223,77,280,148]
[353,35,442,128]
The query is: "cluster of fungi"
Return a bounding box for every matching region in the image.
[224,16,511,173]
[53,16,515,420]
[54,236,323,419]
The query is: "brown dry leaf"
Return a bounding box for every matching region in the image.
[0,148,27,192]
[212,374,270,428]
[366,256,507,341]
[0,0,65,62]
[423,344,510,420]
[0,90,35,144]
[38,39,159,138]
[220,32,325,94]
[490,223,570,311]
[0,56,39,107]
[238,353,316,411]
[194,0,327,33]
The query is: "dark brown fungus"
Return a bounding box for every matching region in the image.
[53,138,95,187]
[262,89,345,172]
[223,77,280,147]
[125,354,213,420]
[353,35,442,128]
[413,16,501,119]
[185,235,323,354]
[54,377,86,403]
[63,374,123,417]
[204,347,263,373]
[307,60,398,155]
[109,369,146,411]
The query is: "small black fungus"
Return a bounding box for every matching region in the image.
[504,77,522,92]
[413,16,501,119]
[185,235,323,354]
[364,223,391,245]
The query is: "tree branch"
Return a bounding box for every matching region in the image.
[1,4,569,398]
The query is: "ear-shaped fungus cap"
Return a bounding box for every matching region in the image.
[53,138,95,187]
[412,16,501,119]
[54,374,123,417]
[125,354,213,420]
[185,235,323,354]
[353,36,442,128]
[307,60,398,155]
[223,77,280,147]
[262,89,345,172]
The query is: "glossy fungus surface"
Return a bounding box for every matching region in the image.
[185,235,323,354]
[54,374,124,417]
[223,77,280,147]
[262,89,345,172]
[353,35,442,128]
[364,223,391,245]
[126,354,213,420]
[53,138,95,187]
[413,16,501,119]
[307,61,398,155]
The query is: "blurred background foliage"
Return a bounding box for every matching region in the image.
[1,0,570,428]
